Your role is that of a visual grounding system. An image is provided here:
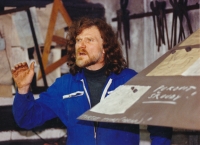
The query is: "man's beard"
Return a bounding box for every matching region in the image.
[76,49,102,68]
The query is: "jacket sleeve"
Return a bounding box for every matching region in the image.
[12,76,66,130]
[147,125,173,145]
[12,91,57,130]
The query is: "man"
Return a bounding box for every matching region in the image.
[12,17,172,145]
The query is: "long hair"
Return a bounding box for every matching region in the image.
[66,17,127,76]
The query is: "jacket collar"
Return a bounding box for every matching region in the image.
[74,69,128,81]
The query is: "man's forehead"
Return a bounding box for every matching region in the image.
[77,26,100,36]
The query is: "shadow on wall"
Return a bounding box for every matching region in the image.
[0,0,106,20]
[63,0,105,20]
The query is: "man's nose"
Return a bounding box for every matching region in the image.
[79,40,86,48]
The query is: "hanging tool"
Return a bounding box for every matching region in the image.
[116,0,130,66]
[170,0,193,47]
[150,0,170,51]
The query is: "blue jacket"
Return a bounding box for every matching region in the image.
[13,68,172,145]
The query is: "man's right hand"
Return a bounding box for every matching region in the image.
[11,61,35,94]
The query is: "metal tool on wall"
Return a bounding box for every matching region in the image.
[150,1,170,52]
[116,0,130,66]
[113,1,199,53]
[170,0,193,47]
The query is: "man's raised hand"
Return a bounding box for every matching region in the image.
[11,61,35,94]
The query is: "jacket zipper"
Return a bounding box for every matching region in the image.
[80,79,91,107]
[81,78,112,143]
[81,79,98,141]
[94,122,98,139]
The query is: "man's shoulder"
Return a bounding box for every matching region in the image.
[121,68,138,76]
[110,68,137,81]
[60,73,74,78]
[55,73,77,83]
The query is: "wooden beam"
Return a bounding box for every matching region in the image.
[0,7,30,15]
[38,55,67,80]
[52,35,68,46]
[27,9,48,87]
[38,0,72,80]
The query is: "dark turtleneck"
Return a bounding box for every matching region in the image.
[84,65,107,107]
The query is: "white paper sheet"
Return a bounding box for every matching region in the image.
[90,85,151,115]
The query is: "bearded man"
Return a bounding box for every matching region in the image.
[12,17,172,145]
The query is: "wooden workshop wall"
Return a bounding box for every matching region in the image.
[0,0,199,144]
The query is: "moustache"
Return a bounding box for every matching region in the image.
[76,48,88,55]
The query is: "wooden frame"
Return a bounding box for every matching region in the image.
[38,0,72,80]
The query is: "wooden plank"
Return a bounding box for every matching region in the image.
[147,29,200,76]
[26,8,48,87]
[0,50,12,85]
[146,48,200,76]
[0,14,16,85]
[52,35,68,46]
[0,85,13,98]
[0,85,12,98]
[179,29,200,47]
[0,12,29,76]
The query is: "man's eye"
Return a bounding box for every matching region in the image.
[76,39,81,42]
[87,38,93,42]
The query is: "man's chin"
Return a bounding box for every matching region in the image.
[76,61,95,68]
[76,61,87,68]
